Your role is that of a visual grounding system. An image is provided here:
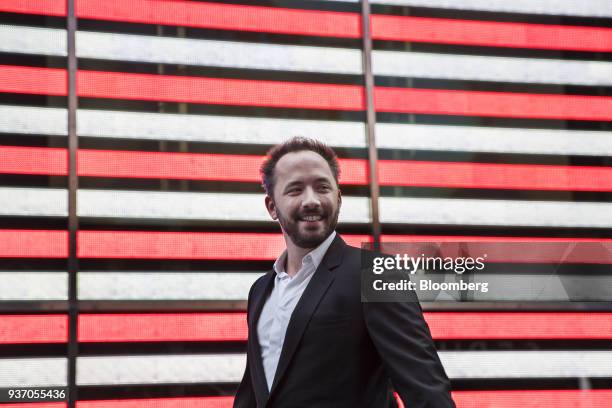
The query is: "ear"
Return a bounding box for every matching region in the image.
[265,195,278,220]
[337,188,342,208]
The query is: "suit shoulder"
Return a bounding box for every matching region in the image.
[336,243,378,277]
[343,243,388,264]
[251,272,271,290]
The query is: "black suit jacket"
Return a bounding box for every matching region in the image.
[234,234,455,408]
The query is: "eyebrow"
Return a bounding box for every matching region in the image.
[283,177,332,190]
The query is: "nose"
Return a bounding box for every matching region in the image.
[302,186,321,210]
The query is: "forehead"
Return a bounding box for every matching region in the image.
[274,150,335,184]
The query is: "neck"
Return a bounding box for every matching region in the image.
[283,236,314,278]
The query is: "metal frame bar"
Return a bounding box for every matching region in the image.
[360,0,381,248]
[66,0,79,405]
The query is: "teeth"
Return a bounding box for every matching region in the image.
[302,215,322,221]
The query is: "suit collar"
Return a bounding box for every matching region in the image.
[248,233,347,406]
[268,233,346,398]
[248,270,274,404]
[272,230,337,277]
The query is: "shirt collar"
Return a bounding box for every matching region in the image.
[273,230,337,276]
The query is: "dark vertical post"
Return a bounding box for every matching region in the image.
[66,0,79,406]
[360,0,381,249]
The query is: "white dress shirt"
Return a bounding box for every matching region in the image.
[256,230,337,391]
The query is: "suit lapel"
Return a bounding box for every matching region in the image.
[268,234,346,398]
[248,270,275,405]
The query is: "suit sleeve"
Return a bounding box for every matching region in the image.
[363,292,455,407]
[233,283,258,408]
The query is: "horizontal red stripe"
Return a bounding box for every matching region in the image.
[380,235,612,264]
[78,313,247,342]
[0,315,68,344]
[375,87,612,121]
[4,66,612,121]
[427,312,612,340]
[371,15,612,52]
[77,312,612,342]
[4,146,612,193]
[0,67,363,110]
[78,150,368,184]
[382,235,612,243]
[0,230,68,258]
[76,0,360,38]
[0,146,67,176]
[78,232,612,261]
[380,241,612,264]
[77,70,364,110]
[5,145,612,193]
[451,389,612,408]
[7,0,610,54]
[0,66,66,96]
[0,0,65,16]
[378,160,612,192]
[0,404,67,408]
[69,391,612,408]
[77,231,371,259]
[5,310,611,344]
[78,150,266,181]
[77,397,232,408]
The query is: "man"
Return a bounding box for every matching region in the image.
[234,137,455,407]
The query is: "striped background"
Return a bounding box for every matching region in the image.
[1,0,611,407]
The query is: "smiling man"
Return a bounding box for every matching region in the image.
[234,137,454,408]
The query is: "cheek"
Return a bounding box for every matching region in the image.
[324,195,340,208]
[277,201,299,217]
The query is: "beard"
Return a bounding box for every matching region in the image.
[276,204,340,249]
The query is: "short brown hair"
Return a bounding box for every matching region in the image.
[260,136,340,197]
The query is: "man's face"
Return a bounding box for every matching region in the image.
[265,150,342,249]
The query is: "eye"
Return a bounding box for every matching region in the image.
[317,185,331,192]
[287,188,302,195]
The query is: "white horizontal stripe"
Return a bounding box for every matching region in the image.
[2,105,610,157]
[75,351,612,385]
[0,358,67,387]
[78,190,371,223]
[77,109,367,147]
[0,188,369,222]
[373,51,612,86]
[8,24,612,87]
[441,351,612,378]
[367,0,612,18]
[376,123,612,156]
[79,272,612,302]
[0,105,365,147]
[78,31,362,74]
[78,272,262,300]
[0,25,66,56]
[0,25,361,73]
[0,188,67,217]
[0,105,67,136]
[379,197,612,228]
[419,273,612,302]
[0,272,67,300]
[5,105,609,157]
[77,354,245,385]
[10,188,612,228]
[466,272,612,302]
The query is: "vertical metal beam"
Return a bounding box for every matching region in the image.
[360,0,381,249]
[66,0,79,406]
